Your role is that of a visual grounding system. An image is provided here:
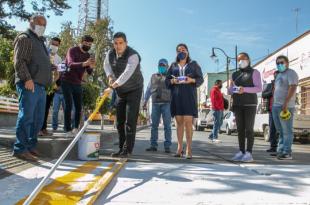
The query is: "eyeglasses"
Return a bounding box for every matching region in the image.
[276,61,285,65]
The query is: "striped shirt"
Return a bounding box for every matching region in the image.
[13,34,33,82]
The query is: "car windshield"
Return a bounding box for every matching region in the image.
[200,109,210,119]
[225,112,231,119]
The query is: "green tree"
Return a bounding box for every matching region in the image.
[82,83,100,111]
[0,34,17,92]
[83,18,113,86]
[0,0,71,38]
[58,21,77,59]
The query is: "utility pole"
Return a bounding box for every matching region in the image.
[292,8,300,34]
[78,0,109,35]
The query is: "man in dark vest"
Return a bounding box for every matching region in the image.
[13,15,52,161]
[104,32,144,157]
[143,59,172,153]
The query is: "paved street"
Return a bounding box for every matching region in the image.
[94,126,310,204]
[100,126,310,165]
[1,126,310,204]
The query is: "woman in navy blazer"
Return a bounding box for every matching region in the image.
[166,44,204,159]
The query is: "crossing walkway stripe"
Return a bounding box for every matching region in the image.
[15,161,116,205]
[83,158,127,205]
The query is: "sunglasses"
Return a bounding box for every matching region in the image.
[276,61,286,65]
[159,63,167,67]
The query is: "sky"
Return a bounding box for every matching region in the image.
[6,0,310,86]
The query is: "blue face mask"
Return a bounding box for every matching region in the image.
[177,52,187,61]
[277,64,287,72]
[158,66,167,74]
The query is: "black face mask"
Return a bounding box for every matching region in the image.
[218,85,223,89]
[81,45,91,52]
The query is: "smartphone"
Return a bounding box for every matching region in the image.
[90,53,95,59]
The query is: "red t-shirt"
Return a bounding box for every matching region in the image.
[210,86,224,111]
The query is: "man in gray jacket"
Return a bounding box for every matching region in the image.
[143,59,172,153]
[12,14,52,161]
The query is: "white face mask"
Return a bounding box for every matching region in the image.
[34,25,46,37]
[238,60,249,69]
[49,45,58,54]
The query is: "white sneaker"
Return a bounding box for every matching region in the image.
[212,139,222,143]
[231,151,244,162]
[65,132,74,137]
[72,128,79,135]
[241,151,254,163]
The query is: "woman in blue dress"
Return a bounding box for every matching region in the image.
[166,44,204,159]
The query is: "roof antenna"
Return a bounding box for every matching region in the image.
[292,8,300,34]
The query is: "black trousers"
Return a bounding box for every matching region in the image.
[61,81,82,132]
[233,106,256,153]
[41,92,54,130]
[116,87,143,154]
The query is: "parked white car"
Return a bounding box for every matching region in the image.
[220,111,237,135]
[254,103,310,143]
[195,108,211,131]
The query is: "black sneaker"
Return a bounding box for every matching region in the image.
[277,153,293,160]
[119,150,130,158]
[266,147,277,152]
[270,152,279,157]
[164,147,171,153]
[111,150,122,157]
[146,147,157,152]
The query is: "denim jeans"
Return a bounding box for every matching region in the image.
[209,110,223,140]
[52,92,65,130]
[150,103,172,148]
[14,82,46,154]
[272,106,295,154]
[269,112,278,148]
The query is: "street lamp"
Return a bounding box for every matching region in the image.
[210,46,238,89]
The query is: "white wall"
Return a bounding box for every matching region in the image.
[253,32,310,114]
[198,74,208,106]
[254,33,310,84]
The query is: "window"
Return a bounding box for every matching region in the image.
[225,112,231,119]
[300,80,310,115]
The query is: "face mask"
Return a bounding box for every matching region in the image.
[177,52,187,61]
[218,85,223,89]
[276,64,287,72]
[49,45,58,54]
[81,45,91,52]
[158,66,167,74]
[238,60,249,69]
[34,25,46,37]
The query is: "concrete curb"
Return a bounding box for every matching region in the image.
[0,125,150,160]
